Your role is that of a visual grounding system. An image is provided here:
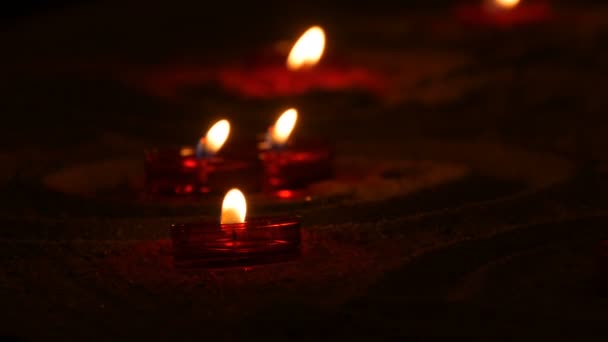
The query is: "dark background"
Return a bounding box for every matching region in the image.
[2,0,608,340]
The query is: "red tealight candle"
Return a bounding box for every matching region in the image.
[455,0,551,28]
[259,108,333,191]
[171,189,301,268]
[134,25,387,100]
[218,25,386,98]
[144,120,262,195]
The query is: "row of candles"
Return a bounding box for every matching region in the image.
[152,109,313,268]
[156,27,332,268]
[159,0,552,269]
[148,0,545,197]
[145,107,333,196]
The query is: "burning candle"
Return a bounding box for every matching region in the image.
[220,25,385,98]
[455,0,551,28]
[171,188,301,268]
[259,108,333,191]
[195,119,230,158]
[144,120,262,195]
[133,25,386,100]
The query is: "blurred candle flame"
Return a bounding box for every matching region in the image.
[197,119,230,156]
[287,26,325,71]
[494,0,520,10]
[221,188,247,224]
[270,108,298,146]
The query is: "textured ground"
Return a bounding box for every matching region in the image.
[1,0,608,340]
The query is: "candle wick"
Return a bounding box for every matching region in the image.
[266,131,287,151]
[196,139,207,159]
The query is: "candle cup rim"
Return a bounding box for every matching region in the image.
[145,146,261,165]
[171,215,302,268]
[171,216,301,232]
[259,141,332,153]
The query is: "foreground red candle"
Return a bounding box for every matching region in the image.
[144,120,262,195]
[455,0,551,28]
[259,108,333,190]
[171,189,301,268]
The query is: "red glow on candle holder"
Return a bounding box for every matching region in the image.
[144,146,262,196]
[214,62,386,99]
[182,158,198,169]
[260,141,334,191]
[455,1,551,28]
[275,189,296,199]
[171,216,301,268]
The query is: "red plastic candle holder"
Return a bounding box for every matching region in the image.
[171,216,301,268]
[216,55,387,99]
[144,146,262,195]
[455,1,551,28]
[259,141,333,190]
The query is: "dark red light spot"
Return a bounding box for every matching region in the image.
[276,189,295,199]
[183,159,198,168]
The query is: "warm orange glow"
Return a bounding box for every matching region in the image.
[494,0,520,10]
[287,26,325,71]
[221,188,247,224]
[270,108,298,146]
[199,119,230,155]
[180,147,195,157]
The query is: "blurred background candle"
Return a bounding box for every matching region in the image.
[259,108,333,191]
[144,119,262,195]
[455,0,551,28]
[133,25,387,100]
[286,26,326,71]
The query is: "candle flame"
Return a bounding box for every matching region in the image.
[221,188,247,224]
[287,26,325,71]
[494,0,520,10]
[271,108,298,146]
[201,119,230,155]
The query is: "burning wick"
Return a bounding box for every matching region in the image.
[287,26,326,71]
[170,187,301,268]
[267,108,298,149]
[196,119,230,158]
[221,188,247,225]
[493,0,520,10]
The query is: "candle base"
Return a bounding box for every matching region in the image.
[455,1,551,28]
[171,217,301,268]
[260,141,333,190]
[144,146,262,195]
